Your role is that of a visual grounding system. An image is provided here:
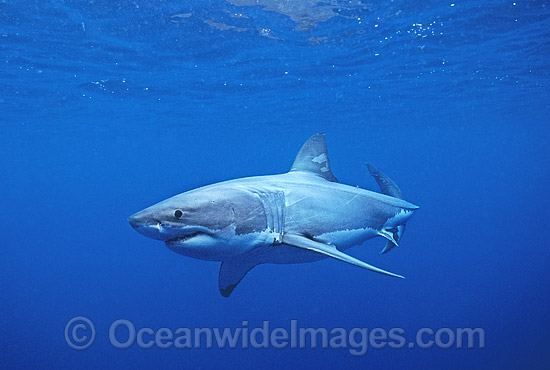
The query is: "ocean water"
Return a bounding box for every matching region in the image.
[1,0,549,368]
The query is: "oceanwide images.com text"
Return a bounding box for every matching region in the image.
[65,317,485,356]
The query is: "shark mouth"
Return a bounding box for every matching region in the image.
[165,232,201,246]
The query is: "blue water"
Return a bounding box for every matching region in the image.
[1,0,549,368]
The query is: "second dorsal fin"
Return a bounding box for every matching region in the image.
[290,133,337,182]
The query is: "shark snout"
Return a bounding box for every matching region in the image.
[127,213,149,229]
[128,212,167,240]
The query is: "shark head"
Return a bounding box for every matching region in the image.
[128,185,269,261]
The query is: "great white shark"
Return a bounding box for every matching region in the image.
[128,133,418,297]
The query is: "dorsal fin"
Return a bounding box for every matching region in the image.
[290,133,337,182]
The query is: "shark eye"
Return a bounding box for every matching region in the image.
[174,210,183,219]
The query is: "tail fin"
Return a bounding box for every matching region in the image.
[366,163,402,198]
[366,163,407,254]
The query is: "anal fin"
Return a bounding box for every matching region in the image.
[282,234,404,279]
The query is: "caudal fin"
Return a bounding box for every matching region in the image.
[366,163,410,254]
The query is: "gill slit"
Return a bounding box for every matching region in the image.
[253,190,285,244]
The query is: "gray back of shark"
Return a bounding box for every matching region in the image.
[128,133,419,297]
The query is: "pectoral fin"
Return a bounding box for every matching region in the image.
[219,258,261,297]
[282,234,404,279]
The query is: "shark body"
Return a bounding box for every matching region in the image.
[128,133,418,296]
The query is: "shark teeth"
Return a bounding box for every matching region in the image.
[166,232,200,245]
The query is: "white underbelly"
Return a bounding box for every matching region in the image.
[263,227,379,265]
